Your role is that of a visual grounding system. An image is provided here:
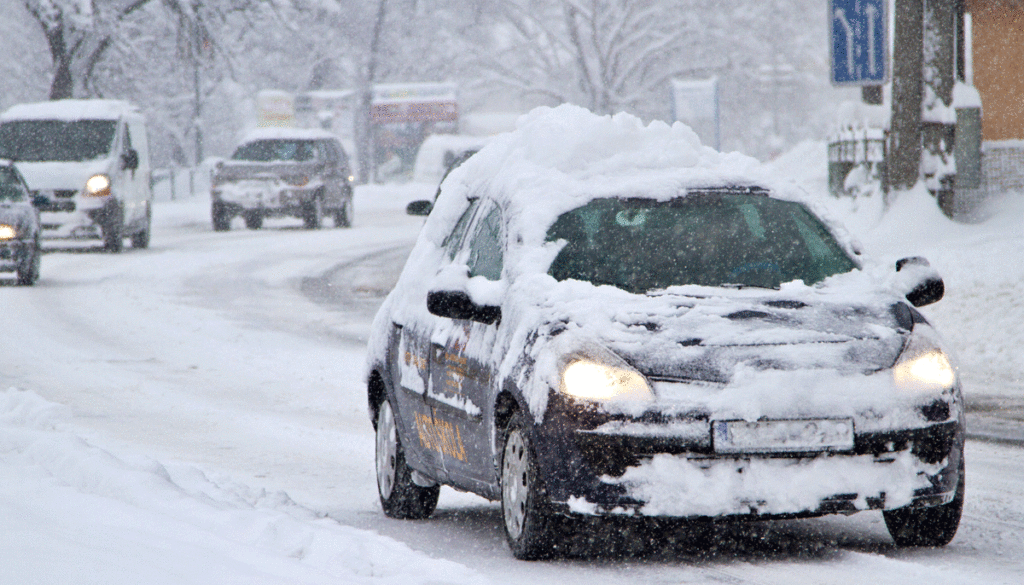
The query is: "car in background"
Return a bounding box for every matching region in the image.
[211,128,354,231]
[0,161,41,285]
[0,100,153,252]
[365,105,964,559]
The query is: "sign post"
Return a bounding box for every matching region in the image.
[830,0,888,86]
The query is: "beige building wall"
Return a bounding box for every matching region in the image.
[967,0,1024,141]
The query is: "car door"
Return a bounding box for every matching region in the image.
[427,202,504,491]
[387,198,482,482]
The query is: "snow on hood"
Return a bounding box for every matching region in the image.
[369,104,926,426]
[15,159,112,191]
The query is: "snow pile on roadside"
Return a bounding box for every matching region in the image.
[0,387,488,585]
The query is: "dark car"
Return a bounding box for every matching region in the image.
[0,161,41,285]
[211,128,354,231]
[365,106,964,559]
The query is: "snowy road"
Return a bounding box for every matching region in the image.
[2,188,1023,584]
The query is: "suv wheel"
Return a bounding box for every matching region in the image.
[303,196,323,229]
[212,202,231,231]
[103,204,124,252]
[243,211,263,230]
[334,197,353,228]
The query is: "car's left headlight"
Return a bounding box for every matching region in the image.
[84,174,111,197]
[0,224,16,240]
[560,359,654,402]
[892,333,957,393]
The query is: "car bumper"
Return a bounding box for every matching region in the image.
[533,392,964,520]
[38,196,115,239]
[213,183,319,214]
[0,239,34,271]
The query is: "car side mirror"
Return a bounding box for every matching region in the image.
[897,256,944,307]
[406,200,433,216]
[121,148,139,171]
[427,289,501,325]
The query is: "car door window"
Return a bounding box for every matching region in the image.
[443,199,481,261]
[465,206,503,281]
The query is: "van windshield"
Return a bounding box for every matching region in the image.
[0,119,117,162]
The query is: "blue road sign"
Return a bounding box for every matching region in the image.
[831,0,887,85]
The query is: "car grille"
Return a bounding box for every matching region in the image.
[32,189,77,212]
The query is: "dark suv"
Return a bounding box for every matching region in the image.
[211,128,354,230]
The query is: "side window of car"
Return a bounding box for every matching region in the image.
[443,199,481,261]
[465,206,503,281]
[318,141,337,166]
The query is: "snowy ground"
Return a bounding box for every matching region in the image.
[2,156,1024,583]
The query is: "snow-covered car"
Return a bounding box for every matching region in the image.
[0,99,153,252]
[211,128,354,231]
[365,105,965,559]
[0,161,41,285]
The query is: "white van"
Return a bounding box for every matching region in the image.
[0,100,152,251]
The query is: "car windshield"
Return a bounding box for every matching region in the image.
[231,140,315,162]
[0,119,117,162]
[0,167,26,202]
[546,192,858,293]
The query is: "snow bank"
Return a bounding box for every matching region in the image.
[0,387,487,585]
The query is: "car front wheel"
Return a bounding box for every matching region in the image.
[17,239,40,285]
[243,211,263,230]
[302,196,323,229]
[375,398,439,519]
[884,458,964,547]
[212,202,231,231]
[501,411,557,560]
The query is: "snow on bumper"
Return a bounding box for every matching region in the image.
[214,180,319,210]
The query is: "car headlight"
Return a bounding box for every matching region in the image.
[892,333,956,393]
[84,174,111,197]
[560,359,654,402]
[0,224,16,240]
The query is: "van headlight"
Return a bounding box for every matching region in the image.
[84,174,111,197]
[560,359,654,402]
[0,224,16,240]
[892,334,956,393]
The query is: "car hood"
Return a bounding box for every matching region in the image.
[528,280,909,386]
[15,159,111,191]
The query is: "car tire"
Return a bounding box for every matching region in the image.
[103,205,124,253]
[884,457,964,547]
[212,202,231,232]
[334,196,353,228]
[131,203,151,249]
[375,397,440,519]
[17,239,40,286]
[243,211,263,230]
[302,196,323,229]
[501,410,557,560]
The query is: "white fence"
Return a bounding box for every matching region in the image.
[151,167,212,202]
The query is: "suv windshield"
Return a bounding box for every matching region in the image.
[231,140,315,162]
[0,167,26,202]
[0,120,117,162]
[546,193,857,293]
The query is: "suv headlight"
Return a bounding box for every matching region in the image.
[0,224,16,240]
[892,332,956,393]
[84,174,111,197]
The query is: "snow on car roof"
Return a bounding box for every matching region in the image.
[0,99,140,122]
[238,126,339,144]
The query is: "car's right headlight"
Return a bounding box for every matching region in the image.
[0,224,16,240]
[84,174,111,197]
[560,358,654,402]
[892,332,957,394]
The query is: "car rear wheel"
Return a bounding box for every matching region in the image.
[501,411,557,560]
[212,202,231,231]
[243,211,263,230]
[884,458,964,547]
[375,398,439,519]
[17,239,40,286]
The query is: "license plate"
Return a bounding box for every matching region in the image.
[712,418,854,454]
